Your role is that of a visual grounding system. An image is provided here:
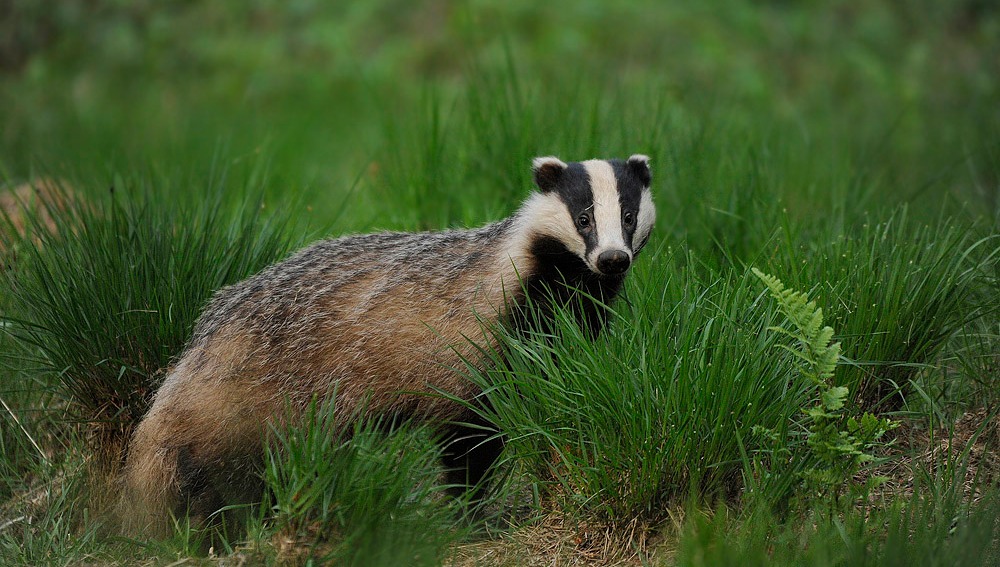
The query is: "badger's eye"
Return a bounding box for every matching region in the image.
[576,213,591,230]
[623,211,635,227]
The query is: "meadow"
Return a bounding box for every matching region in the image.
[1,1,999,564]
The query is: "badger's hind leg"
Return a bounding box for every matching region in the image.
[119,414,188,539]
[440,414,505,503]
[120,375,271,539]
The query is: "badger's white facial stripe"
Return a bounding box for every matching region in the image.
[582,159,630,267]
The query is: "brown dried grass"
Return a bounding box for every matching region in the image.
[868,408,1000,507]
[0,177,80,261]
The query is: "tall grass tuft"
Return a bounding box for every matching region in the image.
[264,398,462,566]
[766,209,997,411]
[1,173,298,457]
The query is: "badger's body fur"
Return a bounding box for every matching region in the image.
[122,155,655,535]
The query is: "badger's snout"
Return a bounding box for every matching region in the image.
[597,249,631,275]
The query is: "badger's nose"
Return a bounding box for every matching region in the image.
[597,250,631,275]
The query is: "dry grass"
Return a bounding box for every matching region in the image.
[869,409,1000,507]
[0,177,80,262]
[448,509,682,567]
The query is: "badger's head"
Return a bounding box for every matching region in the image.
[518,155,655,278]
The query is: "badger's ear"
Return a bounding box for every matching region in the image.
[627,154,651,187]
[532,156,568,192]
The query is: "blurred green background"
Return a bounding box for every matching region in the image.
[3,0,997,229]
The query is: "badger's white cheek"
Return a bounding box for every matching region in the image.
[538,201,587,258]
[559,227,587,258]
[510,192,587,259]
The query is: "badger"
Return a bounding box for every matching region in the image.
[121,155,655,536]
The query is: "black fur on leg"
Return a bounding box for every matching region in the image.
[440,415,505,503]
[176,446,261,549]
[176,446,225,527]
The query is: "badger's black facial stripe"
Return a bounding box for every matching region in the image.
[602,159,644,249]
[550,162,599,254]
[554,162,594,212]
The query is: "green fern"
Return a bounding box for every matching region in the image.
[753,268,840,387]
[752,268,893,504]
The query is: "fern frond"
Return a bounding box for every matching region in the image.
[753,267,894,504]
[753,269,839,386]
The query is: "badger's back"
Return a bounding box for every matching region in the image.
[162,217,520,420]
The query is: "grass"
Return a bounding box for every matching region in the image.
[1,0,999,564]
[761,210,997,411]
[263,399,463,566]
[466,258,811,528]
[675,486,1000,567]
[1,170,299,459]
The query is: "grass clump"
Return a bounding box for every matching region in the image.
[263,399,462,566]
[470,256,813,533]
[767,211,997,412]
[1,172,298,456]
